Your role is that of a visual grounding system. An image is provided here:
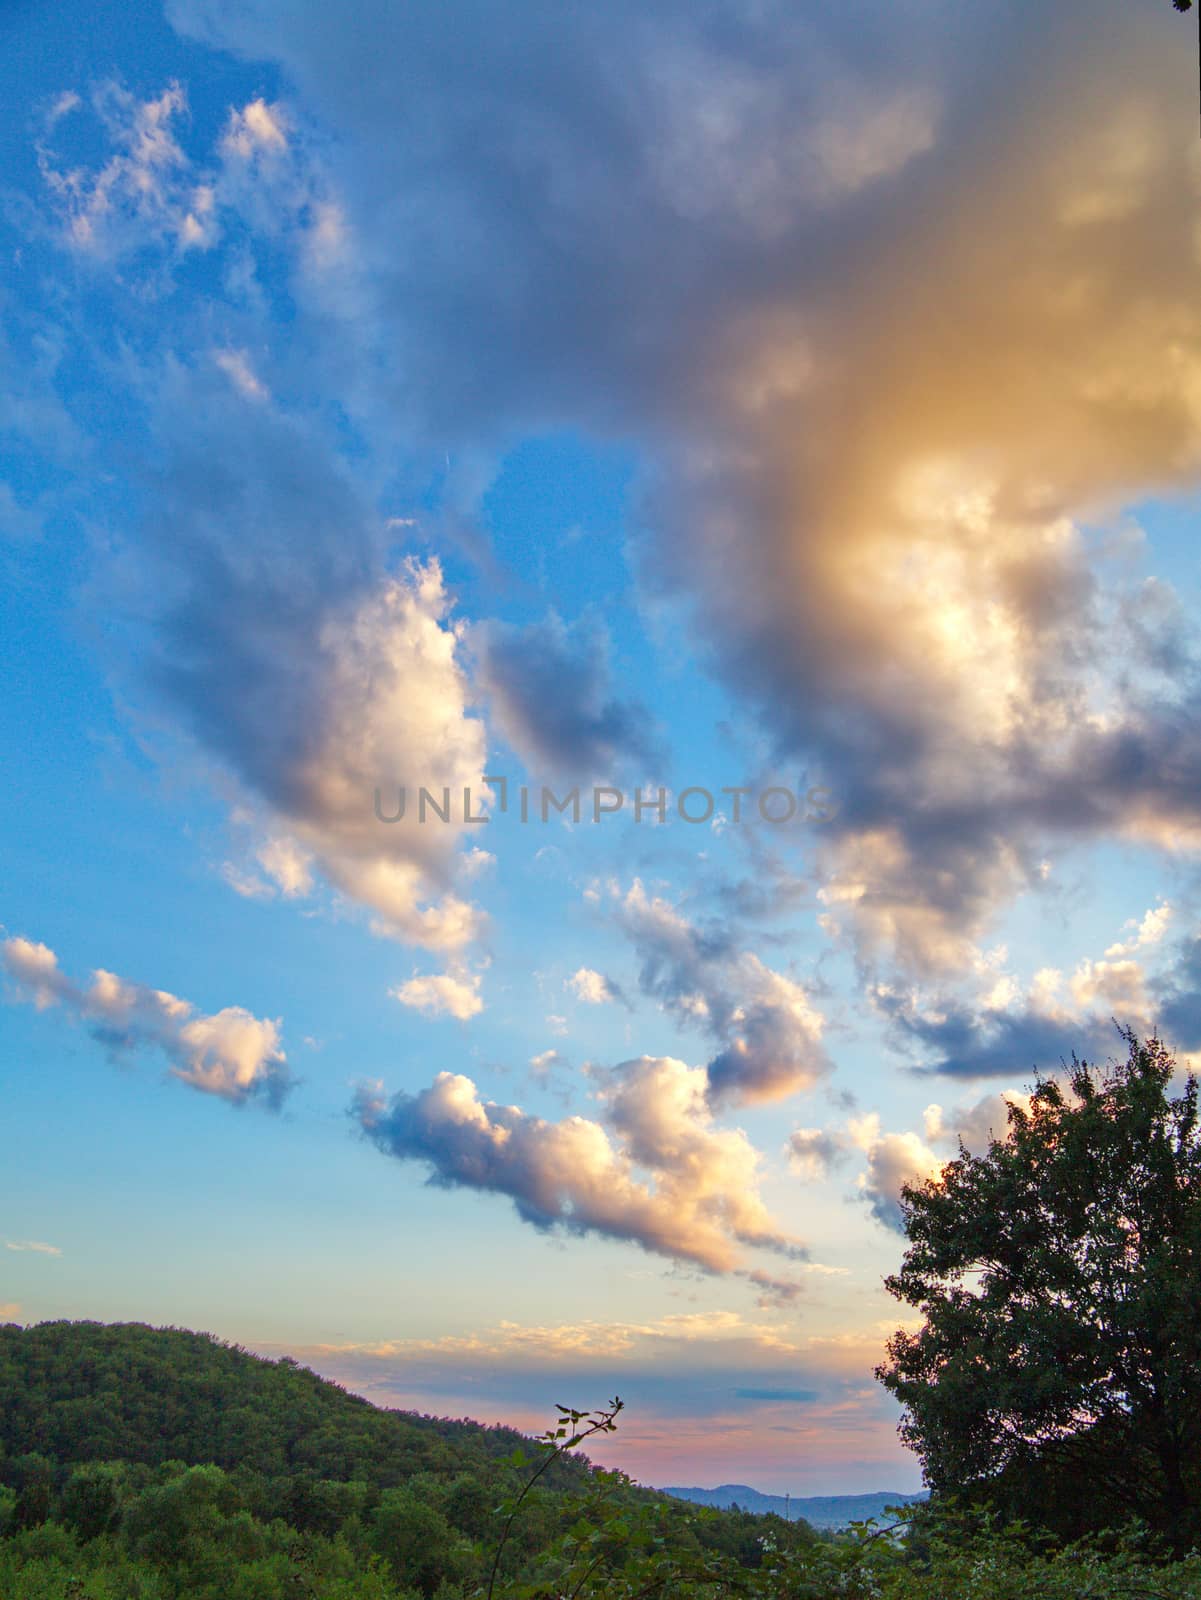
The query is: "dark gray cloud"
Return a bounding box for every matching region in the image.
[879,995,1120,1081]
[476,612,658,778]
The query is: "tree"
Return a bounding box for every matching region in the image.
[371,1487,470,1597]
[60,1461,126,1540]
[877,1032,1201,1549]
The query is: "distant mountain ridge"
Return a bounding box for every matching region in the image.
[661,1483,926,1529]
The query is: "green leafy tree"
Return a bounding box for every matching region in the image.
[371,1487,470,1597]
[60,1461,127,1540]
[877,1032,1201,1549]
[9,1454,54,1531]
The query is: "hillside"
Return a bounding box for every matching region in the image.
[0,1318,585,1489]
[0,1319,825,1598]
[662,1483,926,1530]
[7,1319,1194,1598]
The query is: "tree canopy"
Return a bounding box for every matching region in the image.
[877,1032,1201,1549]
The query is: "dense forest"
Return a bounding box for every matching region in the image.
[0,1311,1199,1599]
[0,1320,831,1599]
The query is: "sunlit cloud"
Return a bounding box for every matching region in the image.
[2,936,292,1107]
[391,968,484,1021]
[354,1054,806,1276]
[567,967,624,1006]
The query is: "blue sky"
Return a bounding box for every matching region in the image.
[4,0,1201,1494]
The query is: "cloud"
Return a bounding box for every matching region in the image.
[221,97,289,159]
[845,1087,1030,1231]
[614,880,827,1104]
[567,967,624,1006]
[732,1386,817,1403]
[307,1305,809,1369]
[528,1047,566,1083]
[138,403,490,949]
[2,936,292,1107]
[33,87,488,956]
[255,835,316,898]
[353,1053,805,1275]
[392,968,483,1020]
[4,1240,62,1256]
[923,1092,1029,1154]
[853,901,1201,1078]
[786,1127,849,1183]
[477,613,657,778]
[164,0,1201,980]
[880,988,1120,1081]
[38,82,209,259]
[142,405,491,947]
[213,347,269,402]
[264,1312,917,1493]
[848,1114,943,1233]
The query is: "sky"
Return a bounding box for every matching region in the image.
[3,0,1201,1497]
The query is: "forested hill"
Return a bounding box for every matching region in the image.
[0,1319,590,1490]
[0,1319,831,1598]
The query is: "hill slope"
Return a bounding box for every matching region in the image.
[0,1318,587,1489]
[0,1320,833,1598]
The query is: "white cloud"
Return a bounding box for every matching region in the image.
[213,347,269,403]
[4,1240,62,1256]
[2,935,292,1107]
[355,1053,805,1277]
[392,968,483,1021]
[221,98,289,159]
[567,967,619,1005]
[39,82,212,259]
[848,1115,943,1233]
[256,835,315,898]
[529,1048,565,1081]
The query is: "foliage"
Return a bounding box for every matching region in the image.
[10,1267,1201,1596]
[0,1321,822,1598]
[877,1032,1201,1549]
[0,1320,583,1493]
